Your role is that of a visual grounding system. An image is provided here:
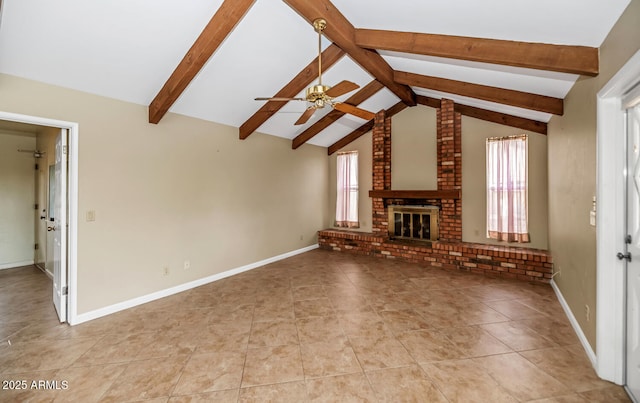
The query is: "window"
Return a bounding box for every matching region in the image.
[336,151,359,228]
[486,135,529,243]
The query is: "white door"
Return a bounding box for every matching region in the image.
[625,100,640,401]
[52,129,68,323]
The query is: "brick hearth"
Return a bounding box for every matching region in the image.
[319,99,552,283]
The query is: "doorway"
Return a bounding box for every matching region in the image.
[0,111,78,325]
[596,48,640,402]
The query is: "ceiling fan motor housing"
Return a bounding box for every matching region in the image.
[306,84,331,107]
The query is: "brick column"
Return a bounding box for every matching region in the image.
[372,110,390,235]
[437,99,462,241]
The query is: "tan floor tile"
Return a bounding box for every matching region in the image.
[484,299,549,320]
[480,321,559,351]
[0,337,99,373]
[397,329,466,363]
[422,359,517,402]
[463,285,523,301]
[294,298,335,318]
[378,309,433,333]
[168,389,239,403]
[248,319,299,348]
[366,365,448,402]
[293,285,326,301]
[53,363,127,402]
[338,312,390,338]
[172,351,245,395]
[195,321,251,353]
[0,370,59,403]
[241,345,304,387]
[515,316,580,346]
[521,346,615,393]
[578,386,632,402]
[296,316,346,344]
[473,352,569,400]
[300,339,362,378]
[439,325,512,358]
[239,381,308,402]
[207,303,255,323]
[73,332,158,366]
[136,329,201,360]
[330,295,375,314]
[100,356,188,402]
[306,373,378,402]
[528,394,589,403]
[252,301,295,322]
[349,333,415,370]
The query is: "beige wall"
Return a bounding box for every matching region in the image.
[328,106,549,250]
[462,116,548,250]
[391,106,438,190]
[0,73,329,314]
[0,131,36,268]
[548,0,640,350]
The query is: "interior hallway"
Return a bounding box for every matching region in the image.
[0,250,631,402]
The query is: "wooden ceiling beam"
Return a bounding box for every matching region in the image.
[355,29,599,76]
[239,44,345,140]
[283,0,416,106]
[327,101,408,155]
[454,104,547,135]
[415,95,546,134]
[395,70,563,115]
[292,80,384,149]
[149,0,255,124]
[416,94,545,131]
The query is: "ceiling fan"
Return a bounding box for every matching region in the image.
[255,18,375,126]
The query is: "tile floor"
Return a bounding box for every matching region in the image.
[0,250,632,402]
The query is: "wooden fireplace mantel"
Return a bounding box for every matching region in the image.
[368,190,461,199]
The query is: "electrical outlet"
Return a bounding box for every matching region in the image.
[585,304,590,322]
[86,210,96,222]
[163,266,169,276]
[184,260,190,270]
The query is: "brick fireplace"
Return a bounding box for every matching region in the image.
[318,99,553,283]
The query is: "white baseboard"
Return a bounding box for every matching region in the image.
[0,260,35,270]
[71,244,319,325]
[550,279,597,367]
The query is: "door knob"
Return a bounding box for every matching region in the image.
[47,226,55,232]
[616,252,632,262]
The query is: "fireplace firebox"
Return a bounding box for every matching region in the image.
[388,205,439,242]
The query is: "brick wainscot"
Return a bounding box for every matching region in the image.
[319,99,552,283]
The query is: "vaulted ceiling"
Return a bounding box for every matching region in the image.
[0,0,631,152]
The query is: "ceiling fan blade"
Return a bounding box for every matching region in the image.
[325,80,360,98]
[255,97,305,101]
[294,107,316,125]
[333,103,375,121]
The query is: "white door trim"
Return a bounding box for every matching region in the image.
[596,49,640,384]
[0,111,79,325]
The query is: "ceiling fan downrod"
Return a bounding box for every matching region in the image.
[313,18,326,86]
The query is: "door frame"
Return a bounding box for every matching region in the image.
[596,48,640,384]
[0,111,79,325]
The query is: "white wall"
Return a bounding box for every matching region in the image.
[0,131,36,268]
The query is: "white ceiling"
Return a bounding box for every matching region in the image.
[0,0,631,147]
